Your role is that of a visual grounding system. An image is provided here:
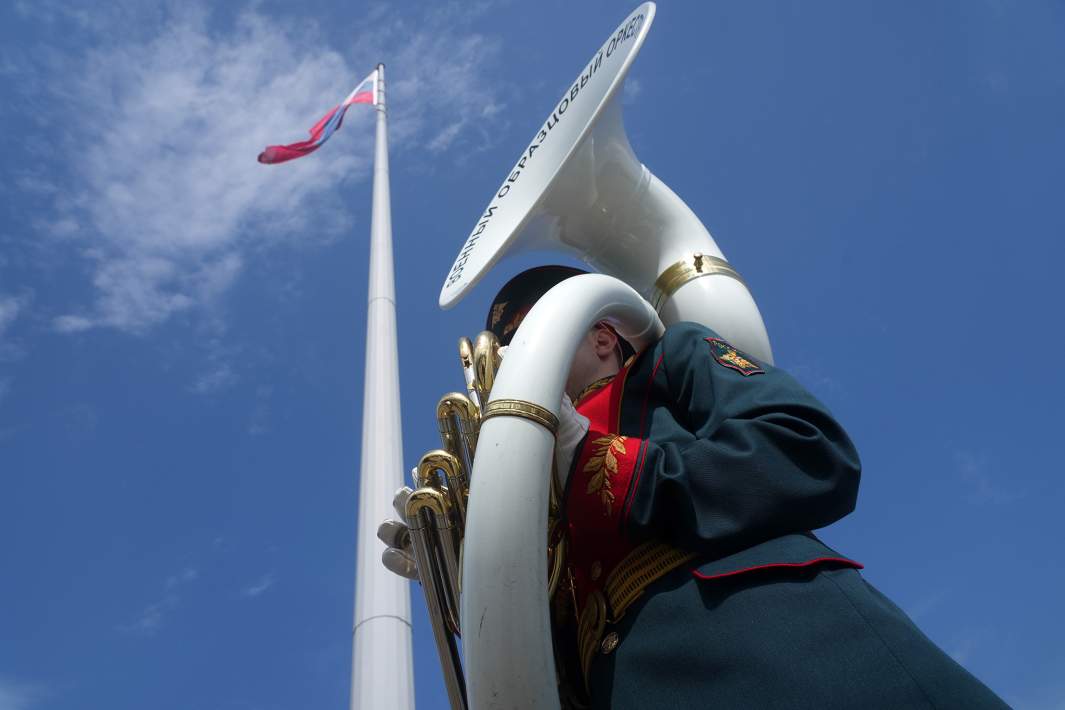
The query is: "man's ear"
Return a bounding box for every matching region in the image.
[592,325,618,359]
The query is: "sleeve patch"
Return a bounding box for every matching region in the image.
[705,338,765,376]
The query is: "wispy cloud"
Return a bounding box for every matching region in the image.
[191,363,237,396]
[15,4,503,336]
[247,384,273,435]
[623,77,642,103]
[52,315,93,334]
[0,293,30,362]
[787,362,846,401]
[945,626,997,671]
[123,566,198,636]
[0,677,44,710]
[948,635,978,666]
[906,588,949,622]
[0,296,25,338]
[38,8,360,334]
[241,572,276,598]
[0,298,19,402]
[183,333,243,395]
[124,594,179,636]
[1003,665,1065,710]
[343,7,505,156]
[165,566,199,590]
[953,449,1024,505]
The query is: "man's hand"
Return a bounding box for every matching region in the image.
[377,486,419,580]
[555,393,590,487]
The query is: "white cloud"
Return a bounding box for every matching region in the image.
[24,4,503,335]
[949,635,976,665]
[945,626,996,671]
[124,594,179,636]
[623,77,642,103]
[191,363,237,395]
[0,295,26,341]
[188,336,241,395]
[953,449,1023,505]
[906,588,948,622]
[247,384,273,435]
[13,175,58,197]
[0,294,31,362]
[40,9,362,333]
[1004,669,1065,710]
[124,566,199,636]
[344,14,505,155]
[787,362,845,400]
[52,315,93,333]
[0,677,43,710]
[164,567,199,590]
[241,572,276,598]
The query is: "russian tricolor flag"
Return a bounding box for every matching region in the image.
[258,69,378,165]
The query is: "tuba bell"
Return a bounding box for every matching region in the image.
[404,3,776,708]
[439,1,772,366]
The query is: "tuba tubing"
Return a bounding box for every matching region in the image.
[406,487,467,709]
[461,274,664,710]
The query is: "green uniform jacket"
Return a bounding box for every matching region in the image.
[559,322,1005,709]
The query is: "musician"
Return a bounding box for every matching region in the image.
[482,266,1007,709]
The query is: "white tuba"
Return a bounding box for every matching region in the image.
[429,3,774,708]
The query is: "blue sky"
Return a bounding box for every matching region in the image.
[1,1,1063,708]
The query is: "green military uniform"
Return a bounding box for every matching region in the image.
[554,321,1005,709]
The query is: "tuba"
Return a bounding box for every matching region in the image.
[404,3,773,708]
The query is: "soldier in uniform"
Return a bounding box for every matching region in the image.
[480,266,1006,710]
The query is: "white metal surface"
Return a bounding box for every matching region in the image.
[461,274,664,710]
[351,64,416,710]
[437,1,773,364]
[440,2,656,308]
[657,263,774,365]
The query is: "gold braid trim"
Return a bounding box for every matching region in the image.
[574,375,615,406]
[605,542,698,622]
[576,542,698,685]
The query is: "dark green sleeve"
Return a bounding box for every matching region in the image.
[624,322,861,553]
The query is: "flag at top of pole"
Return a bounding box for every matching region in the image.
[257,68,378,164]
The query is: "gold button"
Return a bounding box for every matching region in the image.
[600,632,619,654]
[590,561,602,581]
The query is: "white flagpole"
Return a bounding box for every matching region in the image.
[350,63,415,710]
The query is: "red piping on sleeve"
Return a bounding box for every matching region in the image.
[622,353,666,524]
[690,556,863,581]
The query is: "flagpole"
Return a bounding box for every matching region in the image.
[351,63,415,710]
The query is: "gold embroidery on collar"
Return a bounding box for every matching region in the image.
[574,375,615,406]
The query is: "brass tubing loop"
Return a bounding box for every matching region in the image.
[418,449,469,529]
[471,331,502,406]
[436,392,480,482]
[457,337,479,407]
